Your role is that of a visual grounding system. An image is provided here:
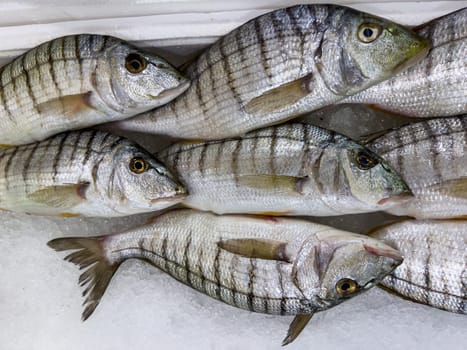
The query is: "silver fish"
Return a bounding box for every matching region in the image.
[0,130,186,217]
[0,34,190,146]
[157,123,412,216]
[342,8,467,117]
[370,219,467,314]
[367,116,467,219]
[109,4,430,140]
[48,209,403,345]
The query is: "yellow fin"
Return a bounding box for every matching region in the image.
[237,175,305,194]
[257,211,291,216]
[0,144,14,148]
[428,178,467,199]
[36,92,96,120]
[244,74,312,115]
[59,212,81,218]
[217,238,290,262]
[28,183,89,209]
[282,314,314,346]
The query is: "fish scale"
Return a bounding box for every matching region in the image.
[48,209,402,345]
[158,123,412,216]
[342,8,467,117]
[0,34,189,146]
[0,130,186,216]
[368,116,467,219]
[111,4,430,140]
[371,220,467,314]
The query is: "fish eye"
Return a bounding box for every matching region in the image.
[357,23,382,43]
[125,53,147,74]
[129,157,149,174]
[355,151,379,170]
[336,278,358,295]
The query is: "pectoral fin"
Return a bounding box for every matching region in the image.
[217,238,290,262]
[244,74,312,115]
[428,178,467,199]
[282,314,314,346]
[28,183,89,209]
[36,92,97,121]
[237,175,307,195]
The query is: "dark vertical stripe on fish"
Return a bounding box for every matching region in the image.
[3,147,19,191]
[247,257,256,311]
[423,235,433,306]
[52,133,69,182]
[232,139,242,186]
[198,143,208,176]
[254,17,273,81]
[276,261,286,315]
[83,130,98,166]
[219,35,243,109]
[213,243,222,299]
[183,230,193,287]
[22,141,40,194]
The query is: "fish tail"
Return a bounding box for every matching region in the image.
[47,236,119,321]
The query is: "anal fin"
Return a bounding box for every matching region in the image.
[282,314,314,346]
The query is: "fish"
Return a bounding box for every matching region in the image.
[367,116,467,219]
[108,4,430,140]
[342,8,467,117]
[0,130,186,217]
[0,34,190,146]
[370,219,467,314]
[157,123,413,216]
[48,209,403,345]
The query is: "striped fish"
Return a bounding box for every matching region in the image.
[157,123,413,216]
[0,34,190,146]
[370,219,466,314]
[48,209,403,345]
[367,116,467,219]
[0,130,186,217]
[109,4,430,140]
[342,7,467,117]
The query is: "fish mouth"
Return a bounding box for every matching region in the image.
[364,244,404,264]
[377,192,413,207]
[151,193,187,203]
[147,80,190,100]
[392,40,431,75]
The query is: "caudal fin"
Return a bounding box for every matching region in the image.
[47,236,119,321]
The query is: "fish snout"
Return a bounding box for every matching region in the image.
[377,190,413,207]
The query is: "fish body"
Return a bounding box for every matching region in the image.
[110,4,429,140]
[48,209,403,345]
[368,116,467,219]
[343,8,467,117]
[370,219,467,314]
[0,34,190,146]
[158,123,412,216]
[0,130,186,216]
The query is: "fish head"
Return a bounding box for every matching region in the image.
[101,141,187,214]
[317,7,430,96]
[104,38,190,112]
[309,137,412,212]
[314,231,403,306]
[294,230,402,309]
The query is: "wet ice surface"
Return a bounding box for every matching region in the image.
[1,104,466,349]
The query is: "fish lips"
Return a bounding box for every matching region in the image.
[147,81,191,104]
[377,192,414,207]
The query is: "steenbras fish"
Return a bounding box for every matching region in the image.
[342,8,467,117]
[48,209,403,345]
[157,123,413,216]
[370,220,466,314]
[0,34,190,146]
[367,116,467,219]
[0,130,186,217]
[110,4,430,140]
